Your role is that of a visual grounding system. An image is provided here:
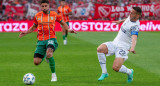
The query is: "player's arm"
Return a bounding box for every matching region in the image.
[129,25,139,54]
[64,7,72,15]
[19,24,37,38]
[64,12,72,15]
[57,7,60,14]
[112,18,127,25]
[59,20,76,34]
[129,35,137,54]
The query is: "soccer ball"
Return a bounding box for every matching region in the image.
[23,73,35,85]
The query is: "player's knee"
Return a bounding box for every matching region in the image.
[97,44,108,54]
[97,47,107,54]
[46,48,53,58]
[34,58,42,65]
[112,65,120,72]
[46,52,53,58]
[34,61,40,65]
[97,47,103,53]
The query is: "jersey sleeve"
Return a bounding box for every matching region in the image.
[33,16,38,25]
[68,7,72,13]
[56,14,63,23]
[130,25,139,36]
[57,8,60,14]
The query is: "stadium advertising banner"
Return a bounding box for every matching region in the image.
[26,3,41,18]
[70,21,160,31]
[0,21,160,32]
[0,21,61,32]
[72,2,93,17]
[94,4,160,19]
[5,6,25,16]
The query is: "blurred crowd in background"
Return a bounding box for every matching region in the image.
[0,0,160,21]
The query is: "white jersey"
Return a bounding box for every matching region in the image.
[113,16,140,50]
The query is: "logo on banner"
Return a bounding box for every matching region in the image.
[154,5,160,17]
[81,8,86,15]
[98,6,111,17]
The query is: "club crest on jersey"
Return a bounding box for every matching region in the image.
[37,18,40,20]
[131,25,138,31]
[50,17,53,20]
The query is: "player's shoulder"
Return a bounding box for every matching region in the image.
[136,20,140,25]
[130,22,140,31]
[65,5,70,8]
[50,11,58,15]
[133,20,140,26]
[35,11,43,16]
[58,6,61,9]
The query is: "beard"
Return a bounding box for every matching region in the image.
[43,10,48,14]
[130,17,137,22]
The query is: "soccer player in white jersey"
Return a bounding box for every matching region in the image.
[97,7,142,83]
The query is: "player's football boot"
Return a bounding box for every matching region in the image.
[98,73,109,81]
[63,38,67,45]
[51,74,57,82]
[128,69,134,83]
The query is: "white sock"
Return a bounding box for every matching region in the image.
[97,52,107,74]
[119,65,132,75]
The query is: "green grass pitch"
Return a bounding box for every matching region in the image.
[0,32,160,86]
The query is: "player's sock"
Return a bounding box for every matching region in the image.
[118,65,132,75]
[65,34,67,44]
[63,35,66,40]
[65,33,68,38]
[97,52,108,81]
[97,52,107,73]
[63,35,67,45]
[48,57,55,73]
[65,30,68,37]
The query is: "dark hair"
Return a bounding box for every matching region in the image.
[40,0,49,4]
[132,7,142,15]
[61,0,65,1]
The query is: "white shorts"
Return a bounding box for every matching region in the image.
[103,41,129,61]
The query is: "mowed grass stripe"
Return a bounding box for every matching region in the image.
[0,32,160,86]
[70,32,160,75]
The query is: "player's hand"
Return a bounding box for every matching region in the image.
[112,21,121,25]
[19,32,27,38]
[128,49,136,54]
[68,29,77,34]
[64,13,68,16]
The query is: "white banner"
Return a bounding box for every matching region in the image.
[72,2,93,17]
[26,3,40,17]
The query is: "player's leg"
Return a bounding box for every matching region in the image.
[113,49,133,83]
[65,29,68,44]
[65,22,69,38]
[34,58,42,65]
[34,43,46,65]
[112,58,125,72]
[62,22,69,45]
[97,44,109,81]
[46,47,57,82]
[46,39,58,82]
[34,54,43,65]
[62,25,67,45]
